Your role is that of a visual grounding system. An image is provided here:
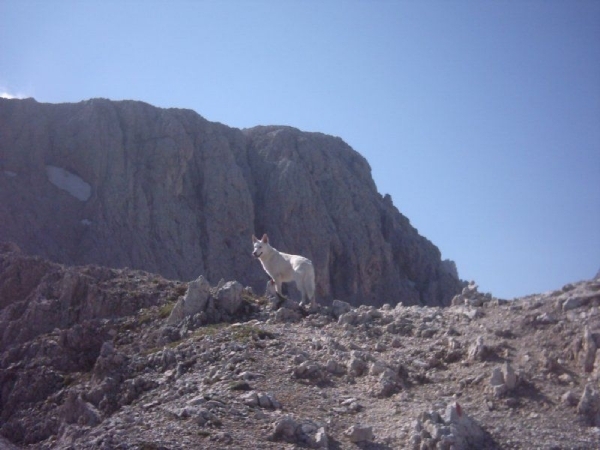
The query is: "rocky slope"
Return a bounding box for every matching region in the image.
[1,244,599,449]
[0,97,460,307]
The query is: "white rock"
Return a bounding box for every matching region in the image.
[344,424,373,442]
[370,360,388,376]
[502,362,517,390]
[467,336,487,361]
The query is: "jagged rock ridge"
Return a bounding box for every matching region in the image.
[0,97,460,306]
[1,245,599,449]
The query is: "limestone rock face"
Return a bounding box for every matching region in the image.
[0,98,461,306]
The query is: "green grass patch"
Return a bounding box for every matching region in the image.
[229,324,276,342]
[189,323,275,344]
[138,308,155,325]
[191,322,228,338]
[158,301,176,319]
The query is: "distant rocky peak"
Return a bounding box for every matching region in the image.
[0,98,461,307]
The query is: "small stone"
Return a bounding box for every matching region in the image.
[273,416,298,440]
[370,360,388,376]
[338,311,359,326]
[490,367,504,387]
[463,308,483,320]
[348,355,367,377]
[332,299,353,319]
[467,336,487,361]
[258,392,272,408]
[577,384,600,420]
[314,427,329,449]
[326,359,346,375]
[502,362,517,390]
[375,341,386,352]
[563,296,588,311]
[558,373,573,384]
[211,432,233,444]
[535,312,558,324]
[241,391,259,407]
[344,424,374,443]
[391,337,403,348]
[581,326,597,373]
[493,384,508,397]
[562,390,578,406]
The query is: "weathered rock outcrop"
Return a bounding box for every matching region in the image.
[0,243,183,352]
[1,245,600,448]
[0,97,461,306]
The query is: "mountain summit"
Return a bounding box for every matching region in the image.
[0,97,460,306]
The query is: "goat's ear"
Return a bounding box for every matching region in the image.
[262,234,268,243]
[252,235,258,243]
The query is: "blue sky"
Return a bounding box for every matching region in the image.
[1,1,599,299]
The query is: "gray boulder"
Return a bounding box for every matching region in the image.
[331,299,353,319]
[167,275,210,325]
[60,391,102,426]
[344,424,374,443]
[272,415,328,448]
[467,336,488,361]
[489,362,517,397]
[325,359,347,375]
[410,402,486,450]
[242,391,281,409]
[580,326,597,373]
[577,384,600,426]
[215,280,244,316]
[348,353,368,377]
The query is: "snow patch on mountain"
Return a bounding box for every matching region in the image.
[46,165,91,201]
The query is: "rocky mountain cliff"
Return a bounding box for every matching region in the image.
[0,97,460,307]
[1,244,599,449]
